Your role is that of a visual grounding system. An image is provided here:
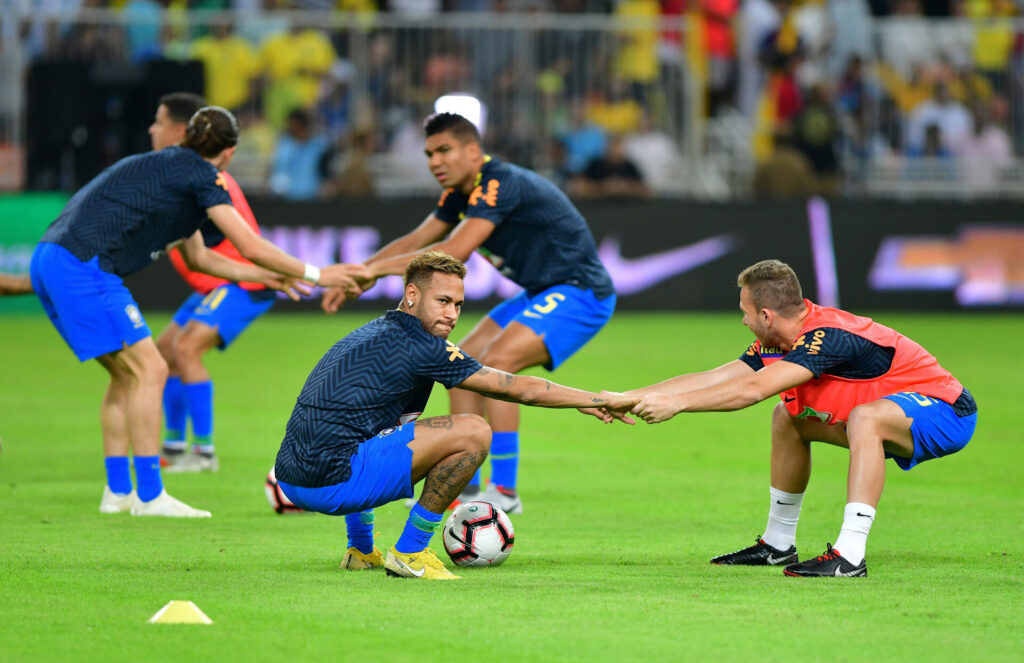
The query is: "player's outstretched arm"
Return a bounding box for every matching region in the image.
[366,216,495,280]
[177,232,310,301]
[366,213,451,266]
[629,360,756,399]
[632,361,814,423]
[578,360,753,423]
[206,204,370,290]
[0,274,33,296]
[457,367,639,422]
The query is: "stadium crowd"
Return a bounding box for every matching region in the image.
[2,0,1023,197]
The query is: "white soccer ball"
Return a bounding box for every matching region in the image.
[442,501,515,567]
[264,467,305,514]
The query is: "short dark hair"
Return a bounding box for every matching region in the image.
[737,259,804,315]
[287,108,311,127]
[423,112,482,145]
[404,251,467,291]
[182,106,239,158]
[158,92,207,125]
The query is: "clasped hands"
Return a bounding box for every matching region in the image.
[314,264,379,312]
[579,391,678,425]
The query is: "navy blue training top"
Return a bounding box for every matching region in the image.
[40,146,232,277]
[274,310,483,488]
[434,156,614,299]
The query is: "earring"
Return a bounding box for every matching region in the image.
[407,299,413,306]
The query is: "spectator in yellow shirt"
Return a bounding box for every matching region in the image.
[189,24,262,111]
[261,26,337,129]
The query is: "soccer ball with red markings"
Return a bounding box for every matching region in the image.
[443,501,515,567]
[264,467,305,514]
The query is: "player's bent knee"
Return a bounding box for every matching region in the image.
[771,401,799,431]
[455,414,491,451]
[147,355,170,383]
[845,404,887,443]
[172,337,203,365]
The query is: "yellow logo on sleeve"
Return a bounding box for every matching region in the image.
[445,341,465,362]
[469,179,500,207]
[793,330,826,355]
[215,173,229,191]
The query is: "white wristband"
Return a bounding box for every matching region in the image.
[303,263,321,285]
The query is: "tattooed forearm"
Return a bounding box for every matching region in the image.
[419,449,488,512]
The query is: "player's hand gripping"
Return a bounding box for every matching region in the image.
[578,390,639,425]
[318,263,373,291]
[262,274,313,302]
[320,264,379,313]
[631,392,679,424]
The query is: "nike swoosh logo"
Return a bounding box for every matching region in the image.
[397,558,425,577]
[856,512,874,519]
[597,234,738,295]
[767,553,792,564]
[783,396,796,403]
[776,501,795,505]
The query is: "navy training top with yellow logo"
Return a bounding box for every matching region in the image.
[434,156,614,299]
[274,310,483,488]
[40,146,232,277]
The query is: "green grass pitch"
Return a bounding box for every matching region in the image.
[1,311,1021,662]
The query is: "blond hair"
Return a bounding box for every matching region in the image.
[404,251,467,291]
[737,259,804,315]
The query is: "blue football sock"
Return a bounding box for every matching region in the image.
[345,511,375,554]
[395,504,443,554]
[104,456,132,495]
[490,431,519,490]
[133,455,163,502]
[162,376,187,444]
[185,380,214,452]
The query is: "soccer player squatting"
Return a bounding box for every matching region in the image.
[322,112,616,515]
[615,259,977,577]
[273,252,635,579]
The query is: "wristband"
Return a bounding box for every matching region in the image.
[303,263,321,285]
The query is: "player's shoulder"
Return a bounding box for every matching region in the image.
[482,156,528,184]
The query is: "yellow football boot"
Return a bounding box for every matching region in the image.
[384,546,461,580]
[340,546,384,570]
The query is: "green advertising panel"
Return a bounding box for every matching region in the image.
[0,193,68,313]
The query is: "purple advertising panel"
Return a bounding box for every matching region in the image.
[120,198,1022,312]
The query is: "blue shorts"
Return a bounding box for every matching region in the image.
[277,422,416,516]
[30,242,151,362]
[487,284,616,370]
[883,392,977,471]
[172,284,275,349]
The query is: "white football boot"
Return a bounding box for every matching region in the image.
[99,486,136,514]
[480,483,522,515]
[165,450,219,473]
[130,490,212,518]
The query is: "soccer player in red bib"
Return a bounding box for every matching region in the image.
[616,259,977,577]
[148,93,275,472]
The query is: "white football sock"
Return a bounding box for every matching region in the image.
[762,487,804,550]
[834,502,875,566]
